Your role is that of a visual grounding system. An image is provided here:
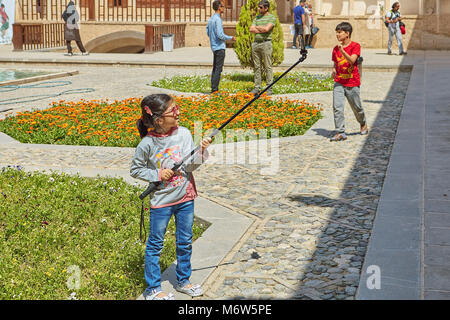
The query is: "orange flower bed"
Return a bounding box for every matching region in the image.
[0,93,322,147]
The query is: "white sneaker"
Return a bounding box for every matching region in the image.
[176,283,203,297]
[144,290,175,300]
[82,52,89,56]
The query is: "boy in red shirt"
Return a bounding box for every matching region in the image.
[330,22,368,141]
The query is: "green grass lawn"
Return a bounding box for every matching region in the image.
[150,71,334,94]
[0,166,208,300]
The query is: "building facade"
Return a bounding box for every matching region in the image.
[12,0,450,52]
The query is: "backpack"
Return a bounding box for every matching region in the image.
[385,10,400,27]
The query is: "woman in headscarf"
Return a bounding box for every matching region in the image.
[303,2,312,49]
[62,1,88,56]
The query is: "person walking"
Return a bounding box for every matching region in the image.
[330,22,368,142]
[385,2,407,55]
[249,0,276,95]
[62,1,88,56]
[206,1,235,94]
[292,0,306,50]
[131,94,212,300]
[306,2,316,48]
[303,2,312,49]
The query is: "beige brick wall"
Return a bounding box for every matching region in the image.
[310,15,424,49]
[184,16,450,50]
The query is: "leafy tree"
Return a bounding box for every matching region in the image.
[234,0,284,69]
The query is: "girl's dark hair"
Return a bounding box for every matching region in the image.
[335,22,353,37]
[137,94,173,138]
[392,2,399,10]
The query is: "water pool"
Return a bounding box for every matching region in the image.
[0,69,50,82]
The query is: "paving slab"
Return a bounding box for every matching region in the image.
[357,51,450,300]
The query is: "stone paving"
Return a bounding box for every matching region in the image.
[0,64,411,300]
[192,71,411,300]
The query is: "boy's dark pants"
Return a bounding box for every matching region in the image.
[333,82,366,133]
[211,49,225,93]
[292,23,304,49]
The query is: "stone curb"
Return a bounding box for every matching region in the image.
[356,63,424,300]
[0,70,79,87]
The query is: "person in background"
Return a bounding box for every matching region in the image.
[303,1,312,49]
[0,4,9,40]
[306,2,315,49]
[292,0,306,50]
[303,2,312,49]
[249,0,276,95]
[330,22,368,142]
[206,0,236,94]
[62,1,88,56]
[385,1,407,55]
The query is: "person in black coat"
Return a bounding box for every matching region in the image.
[62,1,88,56]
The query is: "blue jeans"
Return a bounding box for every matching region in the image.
[144,200,194,293]
[388,25,404,54]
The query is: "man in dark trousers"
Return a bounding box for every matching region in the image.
[62,1,88,56]
[292,0,306,50]
[206,1,235,94]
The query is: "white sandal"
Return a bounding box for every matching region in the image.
[145,290,175,300]
[176,283,203,297]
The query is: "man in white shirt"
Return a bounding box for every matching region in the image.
[385,1,406,55]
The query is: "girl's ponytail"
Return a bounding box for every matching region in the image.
[137,94,173,139]
[137,118,149,139]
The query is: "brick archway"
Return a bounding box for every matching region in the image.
[84,30,145,53]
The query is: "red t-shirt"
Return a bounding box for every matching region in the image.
[332,41,361,87]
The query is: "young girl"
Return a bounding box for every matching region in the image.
[130,94,211,300]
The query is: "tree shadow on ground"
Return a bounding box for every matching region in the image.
[288,69,412,300]
[312,128,365,138]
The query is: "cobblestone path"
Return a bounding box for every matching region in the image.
[194,71,411,300]
[0,71,411,300]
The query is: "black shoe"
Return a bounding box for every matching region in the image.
[400,51,407,55]
[209,91,222,96]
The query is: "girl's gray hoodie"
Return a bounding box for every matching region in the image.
[130,126,208,208]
